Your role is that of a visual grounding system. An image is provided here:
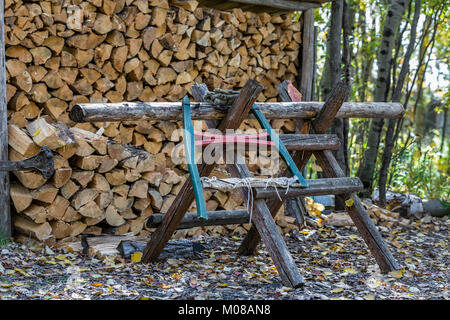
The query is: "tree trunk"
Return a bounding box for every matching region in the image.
[320,0,345,209]
[378,0,421,207]
[357,0,410,198]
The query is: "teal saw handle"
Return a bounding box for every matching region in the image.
[182,96,208,220]
[251,104,308,187]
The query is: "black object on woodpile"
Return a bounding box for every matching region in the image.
[0,145,54,179]
[118,240,206,260]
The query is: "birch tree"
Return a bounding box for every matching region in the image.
[357,0,411,197]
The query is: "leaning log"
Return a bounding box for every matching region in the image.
[70,101,404,123]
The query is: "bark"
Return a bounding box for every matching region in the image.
[320,0,345,203]
[441,107,448,153]
[357,0,410,198]
[0,0,10,238]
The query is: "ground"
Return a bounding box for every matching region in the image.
[0,215,448,300]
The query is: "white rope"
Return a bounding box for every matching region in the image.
[200,175,299,225]
[201,176,255,225]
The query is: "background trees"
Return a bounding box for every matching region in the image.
[307,0,449,204]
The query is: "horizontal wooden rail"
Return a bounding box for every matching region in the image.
[254,177,363,199]
[279,134,340,150]
[70,101,404,122]
[147,210,250,229]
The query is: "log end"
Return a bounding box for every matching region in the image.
[69,105,85,123]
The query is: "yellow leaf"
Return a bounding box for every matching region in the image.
[91,282,103,287]
[217,283,228,288]
[389,269,405,279]
[317,218,323,227]
[13,282,25,286]
[331,288,343,293]
[32,128,41,137]
[364,294,375,300]
[345,198,354,207]
[140,297,151,300]
[313,202,325,211]
[343,267,358,274]
[131,252,143,263]
[55,254,66,261]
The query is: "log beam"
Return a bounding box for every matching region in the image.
[70,101,404,123]
[231,0,320,11]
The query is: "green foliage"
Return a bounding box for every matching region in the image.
[388,135,449,200]
[0,235,10,248]
[313,0,449,200]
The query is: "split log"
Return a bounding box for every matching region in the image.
[13,216,52,241]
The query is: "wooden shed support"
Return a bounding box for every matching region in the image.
[0,0,11,238]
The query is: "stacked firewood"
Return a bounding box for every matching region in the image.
[5,0,302,242]
[8,116,301,243]
[5,0,301,134]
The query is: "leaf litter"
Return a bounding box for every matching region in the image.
[0,214,447,300]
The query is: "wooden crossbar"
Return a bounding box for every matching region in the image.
[69,101,404,123]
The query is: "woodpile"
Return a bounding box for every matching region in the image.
[5,0,301,133]
[8,116,301,242]
[5,0,302,241]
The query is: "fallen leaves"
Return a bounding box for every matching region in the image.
[91,282,103,287]
[0,213,447,300]
[130,252,143,263]
[389,269,406,279]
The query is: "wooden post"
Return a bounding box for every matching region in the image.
[141,80,263,263]
[227,163,304,288]
[300,9,315,101]
[0,0,11,238]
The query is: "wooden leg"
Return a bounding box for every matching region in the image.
[227,163,304,288]
[250,199,304,288]
[238,150,311,255]
[314,150,400,272]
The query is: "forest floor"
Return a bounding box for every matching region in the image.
[0,215,448,300]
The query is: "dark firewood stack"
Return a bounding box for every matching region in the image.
[4,0,302,242]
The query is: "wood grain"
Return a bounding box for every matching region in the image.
[0,0,11,237]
